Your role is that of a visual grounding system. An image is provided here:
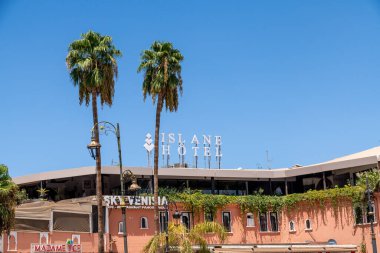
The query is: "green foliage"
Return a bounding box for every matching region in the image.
[138,41,184,112]
[360,242,367,253]
[163,185,365,216]
[66,30,122,106]
[143,222,226,253]
[356,169,380,191]
[0,164,20,234]
[16,189,28,204]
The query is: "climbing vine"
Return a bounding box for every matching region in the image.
[161,185,365,215]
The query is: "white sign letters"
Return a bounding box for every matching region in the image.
[144,132,223,168]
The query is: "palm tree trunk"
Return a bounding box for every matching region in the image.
[154,94,163,235]
[92,90,104,253]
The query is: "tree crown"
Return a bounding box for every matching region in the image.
[66,30,122,106]
[138,41,184,112]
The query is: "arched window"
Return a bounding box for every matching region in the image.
[72,234,80,244]
[289,220,296,232]
[7,232,17,251]
[305,219,312,230]
[246,213,254,227]
[141,217,148,229]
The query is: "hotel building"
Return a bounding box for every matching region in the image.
[3,146,380,252]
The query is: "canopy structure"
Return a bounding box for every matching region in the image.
[15,198,93,232]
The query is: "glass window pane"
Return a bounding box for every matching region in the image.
[205,212,214,222]
[355,206,363,224]
[247,214,254,227]
[181,212,191,231]
[222,212,231,232]
[159,211,168,232]
[270,212,278,232]
[259,213,268,232]
[366,204,375,223]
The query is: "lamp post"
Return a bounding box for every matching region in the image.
[365,175,377,253]
[88,121,140,253]
[163,201,181,253]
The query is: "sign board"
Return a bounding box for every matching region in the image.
[104,195,167,209]
[31,244,81,253]
[144,132,223,168]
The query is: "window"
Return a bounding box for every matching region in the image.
[205,212,214,222]
[259,213,268,232]
[269,212,279,232]
[39,232,49,244]
[159,211,168,233]
[181,212,192,231]
[140,217,148,229]
[305,219,312,230]
[7,232,17,251]
[72,234,80,244]
[222,212,231,232]
[246,213,254,227]
[118,221,124,234]
[355,204,375,225]
[289,220,296,232]
[0,235,3,253]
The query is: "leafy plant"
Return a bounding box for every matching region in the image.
[161,184,365,216]
[143,222,226,253]
[0,164,21,234]
[356,169,380,191]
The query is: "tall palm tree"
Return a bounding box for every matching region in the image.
[66,30,121,253]
[138,41,184,233]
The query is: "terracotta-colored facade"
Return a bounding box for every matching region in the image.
[2,194,380,253]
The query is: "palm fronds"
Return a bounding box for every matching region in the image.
[66,30,122,106]
[143,222,226,253]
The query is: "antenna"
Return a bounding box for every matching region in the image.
[266,150,272,170]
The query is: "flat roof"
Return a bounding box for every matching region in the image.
[14,146,380,185]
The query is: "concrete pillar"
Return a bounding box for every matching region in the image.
[285,178,288,195]
[211,177,215,195]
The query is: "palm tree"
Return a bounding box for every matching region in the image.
[143,222,226,253]
[0,164,21,234]
[66,30,121,253]
[138,41,184,233]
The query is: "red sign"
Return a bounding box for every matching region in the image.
[31,244,81,253]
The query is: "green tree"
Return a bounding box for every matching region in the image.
[356,169,380,191]
[0,164,20,234]
[66,30,121,253]
[143,222,226,253]
[138,41,184,234]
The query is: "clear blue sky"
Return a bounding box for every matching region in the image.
[2,0,380,177]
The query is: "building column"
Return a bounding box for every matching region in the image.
[323,172,327,190]
[269,179,273,195]
[285,178,288,195]
[150,175,154,194]
[245,181,249,195]
[211,177,215,195]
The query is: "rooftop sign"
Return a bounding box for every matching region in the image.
[144,133,222,168]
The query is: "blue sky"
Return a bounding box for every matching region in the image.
[1,0,380,177]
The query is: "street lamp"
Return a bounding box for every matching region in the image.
[163,200,181,253]
[365,175,377,253]
[88,121,140,253]
[87,136,101,159]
